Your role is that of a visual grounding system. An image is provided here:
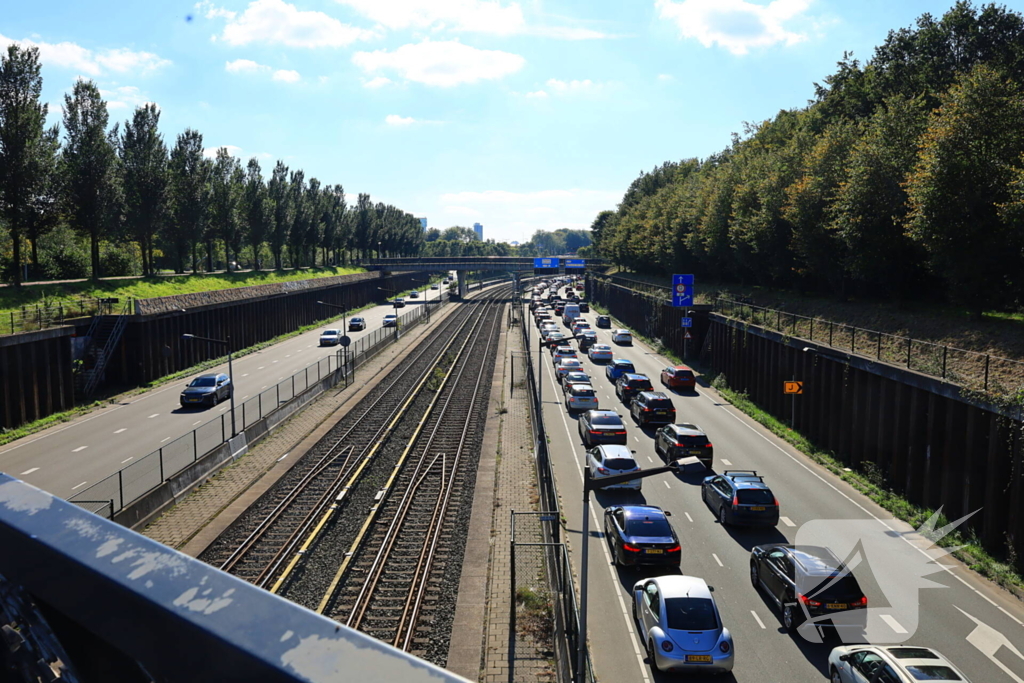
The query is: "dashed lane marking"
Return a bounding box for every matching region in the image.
[113,428,127,434]
[258,366,265,370]
[161,437,170,443]
[72,446,87,453]
[713,553,724,567]
[192,420,202,426]
[242,373,249,377]
[20,468,39,475]
[720,459,732,466]
[751,611,767,629]
[70,481,88,490]
[148,413,159,419]
[685,512,693,522]
[664,481,671,489]
[121,457,133,464]
[781,516,796,527]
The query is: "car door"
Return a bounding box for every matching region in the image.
[607,509,626,559]
[843,650,885,683]
[762,549,791,606]
[590,448,604,476]
[217,376,228,400]
[642,582,661,636]
[710,477,730,514]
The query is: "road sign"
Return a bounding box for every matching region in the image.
[680,317,693,328]
[683,331,692,340]
[339,335,351,348]
[784,381,803,394]
[672,274,694,307]
[565,259,585,269]
[533,258,559,268]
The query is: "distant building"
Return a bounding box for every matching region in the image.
[473,222,483,240]
[417,217,428,231]
[510,241,520,246]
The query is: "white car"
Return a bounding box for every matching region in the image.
[566,383,598,411]
[552,348,578,365]
[828,645,969,683]
[612,329,633,345]
[318,329,342,346]
[571,322,591,336]
[383,314,398,327]
[588,344,613,362]
[586,444,641,490]
[555,359,583,380]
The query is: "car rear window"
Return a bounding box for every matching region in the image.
[904,666,961,681]
[625,518,673,537]
[590,415,624,426]
[736,489,775,505]
[572,388,595,397]
[674,370,695,379]
[631,379,653,390]
[604,458,636,470]
[664,598,719,631]
[677,434,710,447]
[804,574,863,602]
[616,363,635,372]
[648,399,674,409]
[888,649,939,660]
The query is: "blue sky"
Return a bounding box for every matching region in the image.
[3,0,1016,244]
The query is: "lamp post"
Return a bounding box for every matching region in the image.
[576,459,684,682]
[377,241,382,259]
[377,286,399,340]
[317,301,352,382]
[408,277,431,321]
[181,333,236,438]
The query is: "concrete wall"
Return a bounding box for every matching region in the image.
[0,326,75,431]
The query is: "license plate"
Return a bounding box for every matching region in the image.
[750,506,766,511]
[656,411,667,415]
[645,549,663,554]
[826,603,848,610]
[685,655,712,663]
[689,450,702,456]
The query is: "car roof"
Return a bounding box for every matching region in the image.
[672,365,693,370]
[351,316,364,320]
[667,423,705,435]
[637,391,670,400]
[612,359,633,365]
[591,344,611,349]
[558,359,581,365]
[776,545,844,573]
[571,384,595,392]
[589,410,621,418]
[619,504,667,521]
[621,373,650,381]
[875,647,966,680]
[614,329,631,334]
[653,575,713,601]
[322,329,340,333]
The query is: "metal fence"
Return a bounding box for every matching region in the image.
[70,294,452,518]
[2,296,131,336]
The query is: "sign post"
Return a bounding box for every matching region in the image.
[681,315,693,359]
[784,380,803,427]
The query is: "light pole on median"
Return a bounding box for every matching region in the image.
[576,459,684,683]
[317,300,353,382]
[377,286,399,340]
[181,333,237,438]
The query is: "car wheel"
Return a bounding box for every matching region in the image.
[782,604,802,632]
[647,640,660,673]
[719,506,728,527]
[750,561,760,588]
[830,666,843,683]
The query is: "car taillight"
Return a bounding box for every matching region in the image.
[666,545,681,553]
[799,594,821,607]
[614,431,627,435]
[642,407,652,412]
[623,543,641,553]
[589,430,601,435]
[661,640,674,653]
[852,596,868,607]
[705,443,713,448]
[731,496,739,510]
[674,443,685,448]
[719,641,730,654]
[773,497,780,507]
[598,467,610,474]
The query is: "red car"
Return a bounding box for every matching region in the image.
[660,365,696,390]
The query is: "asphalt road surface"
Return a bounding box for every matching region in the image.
[529,292,1024,683]
[0,286,446,499]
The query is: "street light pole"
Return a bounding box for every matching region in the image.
[317,300,353,382]
[181,333,237,438]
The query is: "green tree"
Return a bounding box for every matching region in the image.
[267,160,291,269]
[119,103,167,276]
[166,129,211,273]
[242,157,271,269]
[210,147,244,271]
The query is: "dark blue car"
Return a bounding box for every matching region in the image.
[604,505,681,567]
[605,359,635,382]
[702,470,780,527]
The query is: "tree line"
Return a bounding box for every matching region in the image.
[0,45,425,287]
[419,226,592,257]
[592,1,1024,317]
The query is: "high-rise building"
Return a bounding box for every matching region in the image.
[473,222,483,240]
[417,217,428,231]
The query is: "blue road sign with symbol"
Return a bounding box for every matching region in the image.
[565,259,585,269]
[534,258,559,268]
[681,317,693,328]
[672,274,694,307]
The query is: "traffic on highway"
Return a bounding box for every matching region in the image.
[528,277,1024,683]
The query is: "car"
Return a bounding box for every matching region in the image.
[605,505,681,568]
[562,371,592,392]
[566,383,599,411]
[443,278,450,284]
[180,373,232,408]
[571,321,591,336]
[703,470,779,527]
[605,359,636,382]
[383,314,398,327]
[586,444,641,489]
[828,645,970,683]
[546,332,568,345]
[319,328,342,346]
[655,423,713,467]
[552,348,578,365]
[409,290,420,298]
[596,314,611,328]
[540,322,559,335]
[749,544,868,636]
[615,373,654,404]
[348,317,366,331]
[632,575,734,675]
[661,365,697,391]
[631,392,677,426]
[588,344,614,362]
[431,284,439,290]
[535,314,553,327]
[612,329,633,345]
[555,358,583,380]
[554,303,566,316]
[578,330,598,349]
[578,300,590,312]
[578,410,628,447]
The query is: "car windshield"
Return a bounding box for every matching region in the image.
[677,434,710,447]
[190,377,216,387]
[736,489,775,505]
[625,517,673,537]
[664,598,719,631]
[604,458,636,470]
[590,415,623,426]
[322,330,339,335]
[904,666,961,681]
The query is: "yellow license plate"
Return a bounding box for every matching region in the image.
[645,549,663,554]
[750,506,766,511]
[686,655,712,663]
[826,603,848,610]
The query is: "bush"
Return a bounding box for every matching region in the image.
[37,225,89,280]
[100,243,140,277]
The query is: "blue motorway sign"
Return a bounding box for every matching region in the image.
[565,259,585,269]
[672,274,694,307]
[534,258,560,268]
[680,317,693,328]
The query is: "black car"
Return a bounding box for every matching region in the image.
[750,544,868,635]
[393,298,406,308]
[630,391,676,426]
[596,314,611,328]
[578,410,628,447]
[604,505,681,567]
[578,300,590,312]
[655,423,713,467]
[702,470,779,527]
[348,317,366,331]
[615,373,653,405]
[180,373,232,408]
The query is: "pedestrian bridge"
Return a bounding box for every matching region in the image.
[362,256,606,272]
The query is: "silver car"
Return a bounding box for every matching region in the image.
[633,575,734,674]
[585,444,641,490]
[828,645,970,683]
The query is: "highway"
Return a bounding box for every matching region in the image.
[0,284,446,500]
[528,289,1024,682]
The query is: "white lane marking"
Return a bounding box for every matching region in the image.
[262,386,267,390]
[219,406,228,413]
[121,457,133,464]
[161,437,170,443]
[880,614,908,634]
[242,373,249,377]
[241,396,248,400]
[751,611,767,629]
[646,455,653,463]
[113,428,127,434]
[277,452,291,462]
[72,446,87,453]
[712,553,723,567]
[698,386,1024,626]
[192,420,202,426]
[272,360,278,363]
[70,481,88,490]
[664,481,671,489]
[258,366,265,370]
[20,468,39,475]
[685,512,693,523]
[285,355,290,358]
[720,459,732,466]
[634,436,640,442]
[148,413,159,419]
[780,516,796,527]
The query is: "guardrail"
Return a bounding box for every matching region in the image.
[70,294,451,518]
[2,296,132,336]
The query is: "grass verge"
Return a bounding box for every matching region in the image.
[0,401,106,448]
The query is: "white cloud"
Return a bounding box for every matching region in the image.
[225,58,268,73]
[543,78,604,95]
[99,85,157,111]
[273,69,301,82]
[655,0,812,55]
[657,73,673,81]
[363,76,393,89]
[0,33,171,76]
[439,189,618,241]
[385,114,416,126]
[204,0,375,48]
[524,90,548,98]
[203,145,244,158]
[353,40,524,87]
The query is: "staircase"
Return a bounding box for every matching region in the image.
[76,302,131,398]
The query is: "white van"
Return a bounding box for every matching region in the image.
[562,303,581,326]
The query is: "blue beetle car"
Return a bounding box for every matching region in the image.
[605,359,636,382]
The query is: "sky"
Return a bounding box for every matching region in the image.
[3,0,1019,245]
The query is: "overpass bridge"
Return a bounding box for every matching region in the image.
[362,256,607,295]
